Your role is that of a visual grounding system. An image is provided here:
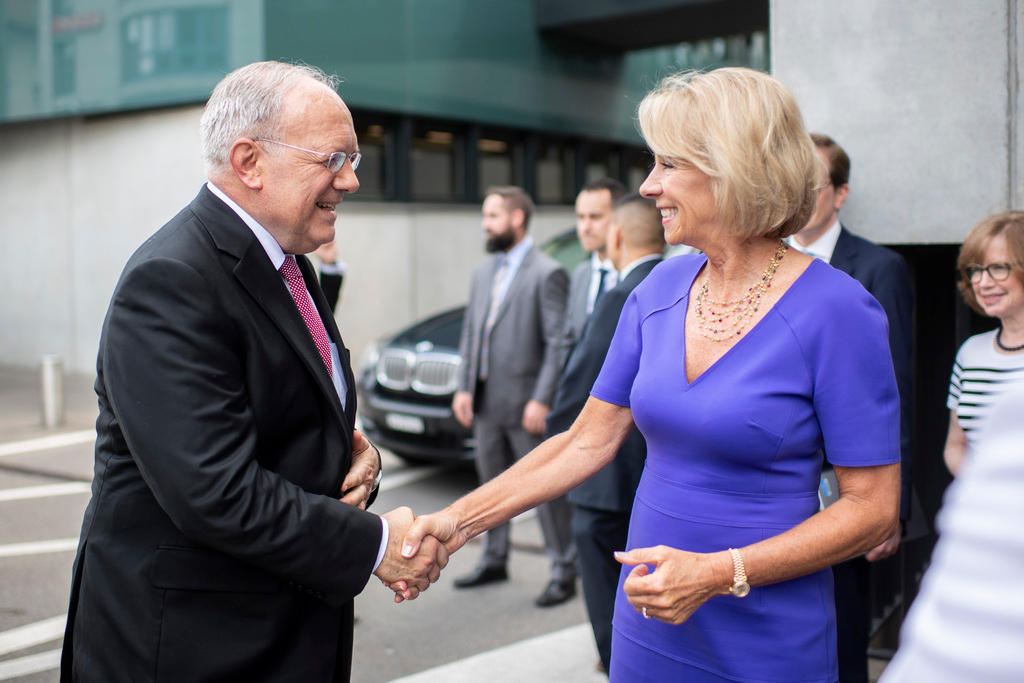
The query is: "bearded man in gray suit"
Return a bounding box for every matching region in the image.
[451,186,577,607]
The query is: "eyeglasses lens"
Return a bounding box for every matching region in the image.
[968,263,1012,283]
[326,152,361,173]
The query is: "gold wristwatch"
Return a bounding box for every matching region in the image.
[728,548,750,598]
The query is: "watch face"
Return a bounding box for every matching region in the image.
[731,581,750,598]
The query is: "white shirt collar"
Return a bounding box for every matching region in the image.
[790,218,841,263]
[206,181,286,269]
[618,253,661,282]
[503,234,533,270]
[590,252,615,272]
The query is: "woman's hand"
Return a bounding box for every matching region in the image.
[614,546,732,625]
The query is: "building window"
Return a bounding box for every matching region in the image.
[478,132,514,191]
[411,124,459,201]
[122,7,228,81]
[625,149,652,192]
[53,40,75,98]
[535,139,571,204]
[585,144,617,184]
[353,120,391,201]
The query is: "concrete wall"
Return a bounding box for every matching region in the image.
[0,108,572,373]
[772,0,1022,244]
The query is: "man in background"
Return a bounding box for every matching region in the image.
[792,132,914,683]
[547,193,665,673]
[451,186,577,607]
[315,240,347,311]
[560,178,627,368]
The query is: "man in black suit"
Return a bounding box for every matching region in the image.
[546,193,664,674]
[315,240,347,311]
[60,61,445,682]
[792,133,914,683]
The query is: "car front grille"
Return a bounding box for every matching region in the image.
[377,349,460,395]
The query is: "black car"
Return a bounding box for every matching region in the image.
[356,305,473,463]
[356,229,586,463]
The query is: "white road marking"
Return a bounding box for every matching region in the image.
[0,538,78,559]
[0,482,91,503]
[0,649,62,680]
[0,430,94,458]
[0,615,66,657]
[390,623,601,683]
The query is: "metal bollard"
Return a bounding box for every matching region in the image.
[40,354,65,428]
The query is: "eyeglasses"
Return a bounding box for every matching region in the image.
[964,262,1017,283]
[255,139,361,173]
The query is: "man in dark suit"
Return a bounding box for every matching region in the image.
[315,240,347,311]
[451,186,576,606]
[792,133,914,683]
[60,62,445,683]
[546,194,665,673]
[558,179,626,370]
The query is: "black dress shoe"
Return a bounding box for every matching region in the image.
[534,578,576,607]
[453,565,508,589]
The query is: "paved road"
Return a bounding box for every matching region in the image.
[0,364,604,682]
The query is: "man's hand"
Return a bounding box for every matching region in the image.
[521,399,549,435]
[339,430,379,509]
[389,509,468,603]
[374,507,449,602]
[865,522,902,562]
[452,391,474,428]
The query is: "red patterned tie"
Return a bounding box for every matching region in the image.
[280,255,333,376]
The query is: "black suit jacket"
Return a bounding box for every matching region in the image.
[830,227,914,520]
[320,271,344,311]
[546,258,661,512]
[61,186,382,682]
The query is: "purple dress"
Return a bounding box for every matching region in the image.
[590,255,900,682]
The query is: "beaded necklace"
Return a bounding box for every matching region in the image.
[996,327,1024,352]
[694,240,788,342]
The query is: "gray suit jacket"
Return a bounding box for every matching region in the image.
[457,244,568,425]
[557,261,592,371]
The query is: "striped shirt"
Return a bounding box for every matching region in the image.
[947,329,1024,452]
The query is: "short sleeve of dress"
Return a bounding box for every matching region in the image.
[590,289,642,407]
[804,283,901,467]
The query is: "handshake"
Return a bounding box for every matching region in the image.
[345,432,464,602]
[372,507,465,603]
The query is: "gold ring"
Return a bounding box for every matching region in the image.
[642,606,650,619]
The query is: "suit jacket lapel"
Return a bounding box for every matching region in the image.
[298,255,357,428]
[492,245,535,328]
[829,226,858,272]
[192,187,350,441]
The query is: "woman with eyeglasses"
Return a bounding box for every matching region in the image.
[945,211,1024,475]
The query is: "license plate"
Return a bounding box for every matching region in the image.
[384,413,425,434]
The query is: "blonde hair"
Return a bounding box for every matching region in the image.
[637,68,820,239]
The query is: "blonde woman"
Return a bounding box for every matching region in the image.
[400,69,900,682]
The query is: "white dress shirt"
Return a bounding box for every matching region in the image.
[789,218,841,263]
[587,252,619,314]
